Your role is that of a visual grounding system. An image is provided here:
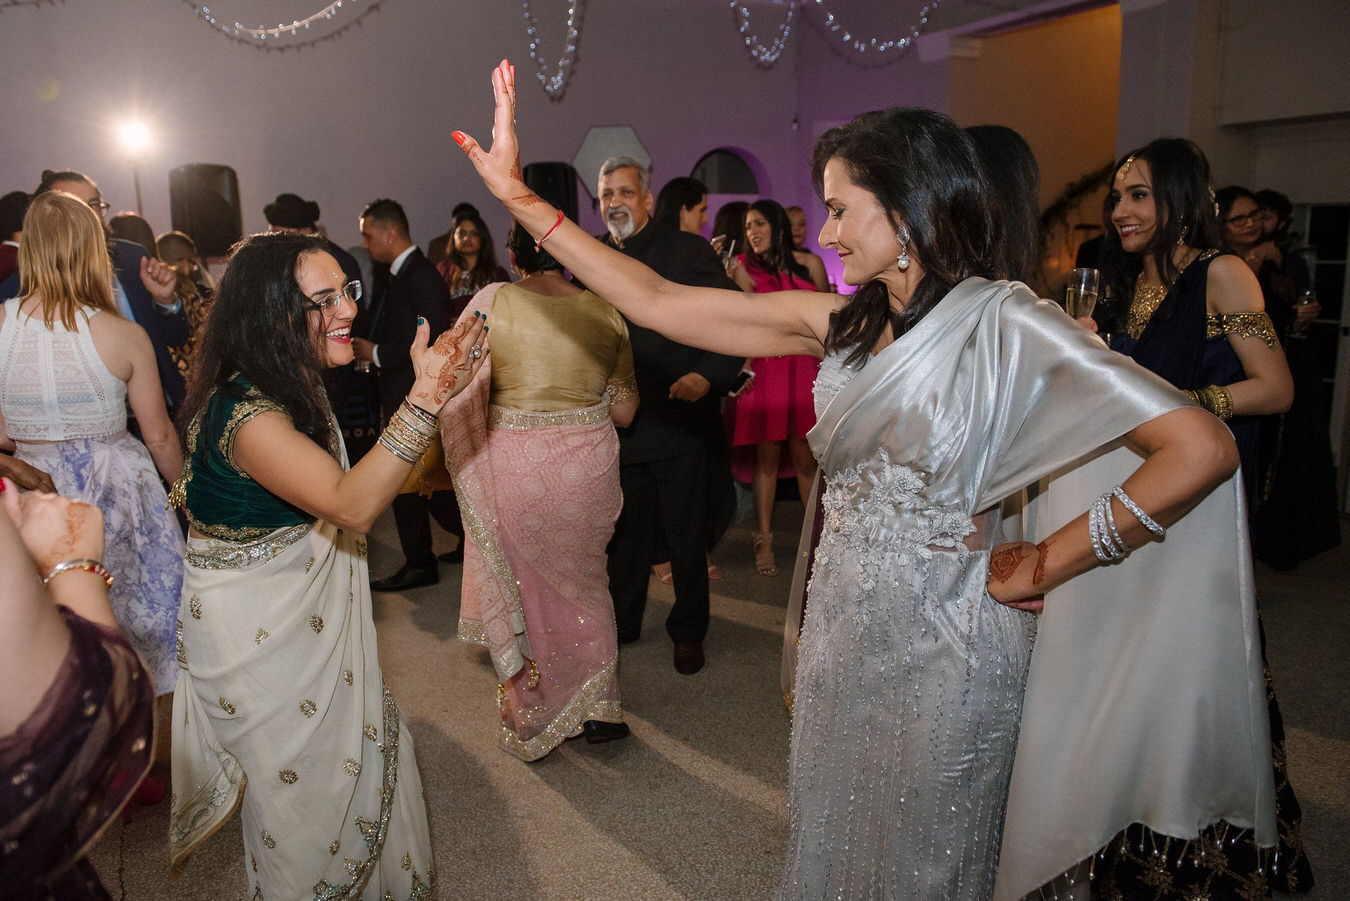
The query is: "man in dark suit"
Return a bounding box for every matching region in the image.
[0,171,190,414]
[592,157,744,675]
[351,198,462,591]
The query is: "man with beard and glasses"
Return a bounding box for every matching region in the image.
[585,156,742,675]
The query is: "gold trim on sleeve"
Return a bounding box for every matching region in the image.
[1206,311,1279,348]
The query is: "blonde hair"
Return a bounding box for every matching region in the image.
[18,191,118,330]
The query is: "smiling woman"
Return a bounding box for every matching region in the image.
[167,232,486,898]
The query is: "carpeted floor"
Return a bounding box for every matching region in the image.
[89,502,1348,900]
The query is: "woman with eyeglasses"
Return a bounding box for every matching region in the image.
[1093,141,1309,900]
[437,208,510,316]
[167,232,486,898]
[0,190,184,710]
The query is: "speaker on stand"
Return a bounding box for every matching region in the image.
[522,162,579,223]
[168,164,243,259]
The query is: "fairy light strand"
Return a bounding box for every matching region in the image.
[809,0,944,60]
[731,0,795,66]
[181,0,386,51]
[523,0,585,100]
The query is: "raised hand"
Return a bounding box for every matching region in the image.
[140,255,179,306]
[408,313,489,411]
[452,60,551,215]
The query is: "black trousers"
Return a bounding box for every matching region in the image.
[391,490,462,570]
[607,448,710,644]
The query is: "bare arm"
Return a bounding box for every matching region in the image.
[987,407,1239,610]
[799,251,830,292]
[1206,255,1293,416]
[232,316,487,534]
[122,324,184,483]
[453,60,837,360]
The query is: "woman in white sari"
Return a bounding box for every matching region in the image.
[168,233,486,898]
[451,62,1275,900]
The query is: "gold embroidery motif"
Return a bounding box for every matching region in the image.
[457,617,488,646]
[220,389,287,475]
[497,658,621,761]
[402,852,412,871]
[1125,249,1218,339]
[363,724,378,742]
[1207,311,1279,348]
[260,830,276,849]
[487,400,610,431]
[328,839,339,855]
[219,697,236,715]
[305,556,316,573]
[186,522,312,570]
[343,758,362,776]
[188,595,202,618]
[344,858,363,879]
[343,669,354,686]
[251,853,257,872]
[176,620,187,667]
[299,699,317,717]
[310,615,324,633]
[356,538,367,557]
[606,375,638,405]
[255,628,270,644]
[278,769,298,784]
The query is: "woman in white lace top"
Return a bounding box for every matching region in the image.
[0,190,184,698]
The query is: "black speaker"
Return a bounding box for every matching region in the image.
[523,162,578,223]
[169,164,242,258]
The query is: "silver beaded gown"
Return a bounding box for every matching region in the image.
[777,278,1274,900]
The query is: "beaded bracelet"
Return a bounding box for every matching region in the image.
[1112,486,1166,539]
[43,558,114,588]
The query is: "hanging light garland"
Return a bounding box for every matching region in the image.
[731,0,795,67]
[181,0,386,51]
[807,0,944,62]
[522,0,585,100]
[0,0,61,10]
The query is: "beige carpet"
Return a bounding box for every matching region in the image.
[89,503,1348,899]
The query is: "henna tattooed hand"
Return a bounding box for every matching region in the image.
[452,60,536,205]
[408,313,488,411]
[10,489,106,574]
[986,540,1048,613]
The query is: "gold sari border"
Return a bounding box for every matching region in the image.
[487,400,609,431]
[498,658,621,762]
[457,617,488,646]
[186,522,313,571]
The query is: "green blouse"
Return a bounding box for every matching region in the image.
[175,375,318,541]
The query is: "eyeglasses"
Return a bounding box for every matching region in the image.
[306,280,362,312]
[1226,212,1260,227]
[87,198,111,214]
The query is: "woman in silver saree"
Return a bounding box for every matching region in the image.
[168,234,486,899]
[452,61,1275,901]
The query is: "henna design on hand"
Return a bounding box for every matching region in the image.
[1032,540,1051,587]
[510,191,548,208]
[988,544,1029,584]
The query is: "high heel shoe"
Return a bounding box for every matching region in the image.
[753,533,777,576]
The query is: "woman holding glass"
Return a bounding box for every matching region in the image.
[169,232,485,898]
[454,61,1277,900]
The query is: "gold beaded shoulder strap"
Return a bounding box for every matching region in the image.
[1206,311,1279,348]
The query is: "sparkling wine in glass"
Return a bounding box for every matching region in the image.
[1065,268,1100,319]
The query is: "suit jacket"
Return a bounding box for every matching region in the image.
[587,221,744,465]
[0,238,189,410]
[352,247,452,418]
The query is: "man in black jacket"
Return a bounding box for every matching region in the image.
[352,198,462,591]
[593,157,743,674]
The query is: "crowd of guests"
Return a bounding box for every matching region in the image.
[0,54,1334,899]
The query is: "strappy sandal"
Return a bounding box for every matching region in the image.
[753,533,777,576]
[650,562,673,584]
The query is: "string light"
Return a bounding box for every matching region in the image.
[181,0,386,52]
[731,0,795,66]
[808,0,944,61]
[0,0,61,10]
[523,0,585,100]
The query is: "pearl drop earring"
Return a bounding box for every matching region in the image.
[896,227,911,271]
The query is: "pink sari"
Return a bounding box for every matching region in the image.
[441,286,624,761]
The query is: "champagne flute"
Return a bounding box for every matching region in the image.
[1065,268,1100,319]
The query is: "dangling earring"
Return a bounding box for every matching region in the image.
[1175,224,1189,247]
[896,226,911,271]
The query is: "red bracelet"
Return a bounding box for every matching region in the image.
[534,209,566,251]
[43,558,115,588]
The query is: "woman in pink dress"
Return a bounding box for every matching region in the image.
[729,200,827,575]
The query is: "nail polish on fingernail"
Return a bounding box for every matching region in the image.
[418,317,426,325]
[473,310,480,318]
[452,131,467,146]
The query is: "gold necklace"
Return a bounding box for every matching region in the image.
[1125,249,1214,339]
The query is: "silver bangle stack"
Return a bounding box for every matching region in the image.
[379,399,438,463]
[1087,485,1167,564]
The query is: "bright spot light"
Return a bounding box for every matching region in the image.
[119,120,151,153]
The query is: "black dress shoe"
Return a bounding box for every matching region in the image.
[673,641,705,675]
[582,720,630,744]
[436,546,464,564]
[370,563,439,592]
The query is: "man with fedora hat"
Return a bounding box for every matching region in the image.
[263,192,363,288]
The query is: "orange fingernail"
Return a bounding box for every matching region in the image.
[452,131,467,146]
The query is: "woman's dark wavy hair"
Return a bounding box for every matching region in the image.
[654,177,707,231]
[446,210,502,295]
[744,199,810,284]
[178,232,334,449]
[810,107,998,366]
[506,218,562,274]
[965,124,1040,283]
[1215,184,1257,252]
[1099,138,1220,334]
[711,201,749,255]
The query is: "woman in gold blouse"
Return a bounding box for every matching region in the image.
[442,219,638,761]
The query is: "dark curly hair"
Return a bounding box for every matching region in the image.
[810,107,997,366]
[178,232,335,450]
